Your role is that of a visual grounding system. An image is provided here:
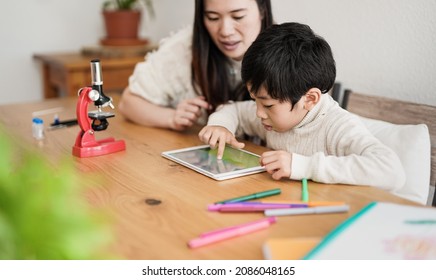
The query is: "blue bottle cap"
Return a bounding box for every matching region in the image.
[32,117,44,124]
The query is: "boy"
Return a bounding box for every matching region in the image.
[198,22,405,191]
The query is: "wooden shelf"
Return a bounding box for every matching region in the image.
[34,52,147,99]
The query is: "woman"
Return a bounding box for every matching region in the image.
[118,0,274,131]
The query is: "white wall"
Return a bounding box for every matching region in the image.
[0,0,194,105]
[0,0,435,106]
[272,0,436,105]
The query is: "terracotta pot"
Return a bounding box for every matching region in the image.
[103,10,141,39]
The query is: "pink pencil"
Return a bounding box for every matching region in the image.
[188,217,277,248]
[199,217,276,237]
[207,203,307,212]
[209,203,307,212]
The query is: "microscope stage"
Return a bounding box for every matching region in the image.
[88,111,115,120]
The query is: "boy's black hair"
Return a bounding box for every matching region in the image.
[241,22,336,107]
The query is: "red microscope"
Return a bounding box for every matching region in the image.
[72,59,126,157]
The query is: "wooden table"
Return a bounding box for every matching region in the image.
[33,52,144,99]
[0,95,418,260]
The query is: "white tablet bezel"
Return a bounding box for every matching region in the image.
[161,145,265,180]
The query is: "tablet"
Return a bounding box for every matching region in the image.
[162,145,265,180]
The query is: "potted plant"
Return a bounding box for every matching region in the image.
[101,0,155,46]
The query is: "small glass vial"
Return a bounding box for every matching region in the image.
[32,117,45,140]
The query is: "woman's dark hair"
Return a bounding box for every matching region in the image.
[192,0,273,113]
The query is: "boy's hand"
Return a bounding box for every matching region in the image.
[198,126,245,159]
[260,150,292,180]
[171,96,210,131]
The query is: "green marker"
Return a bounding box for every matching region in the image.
[215,188,281,204]
[301,178,309,202]
[404,220,436,225]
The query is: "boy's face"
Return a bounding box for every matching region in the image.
[250,86,308,133]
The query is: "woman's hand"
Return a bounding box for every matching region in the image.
[170,96,210,131]
[198,125,245,159]
[260,150,292,180]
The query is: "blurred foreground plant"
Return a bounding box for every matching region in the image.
[0,128,114,259]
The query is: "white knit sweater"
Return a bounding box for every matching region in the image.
[129,26,194,108]
[207,94,406,191]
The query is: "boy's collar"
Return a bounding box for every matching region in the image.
[295,94,329,128]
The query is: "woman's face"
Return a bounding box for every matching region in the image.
[203,0,263,61]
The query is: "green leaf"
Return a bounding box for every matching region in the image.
[0,127,115,260]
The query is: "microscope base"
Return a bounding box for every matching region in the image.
[72,137,126,158]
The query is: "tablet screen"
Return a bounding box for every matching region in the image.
[162,145,265,180]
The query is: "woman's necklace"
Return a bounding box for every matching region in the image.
[228,60,241,76]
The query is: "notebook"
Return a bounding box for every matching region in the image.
[304,202,436,259]
[262,237,321,260]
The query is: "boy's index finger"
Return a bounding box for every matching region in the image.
[216,141,226,160]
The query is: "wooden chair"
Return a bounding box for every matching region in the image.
[342,89,436,206]
[328,82,342,104]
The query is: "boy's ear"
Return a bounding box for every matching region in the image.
[304,88,322,111]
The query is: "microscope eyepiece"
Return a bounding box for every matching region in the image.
[90,59,113,109]
[91,59,103,86]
